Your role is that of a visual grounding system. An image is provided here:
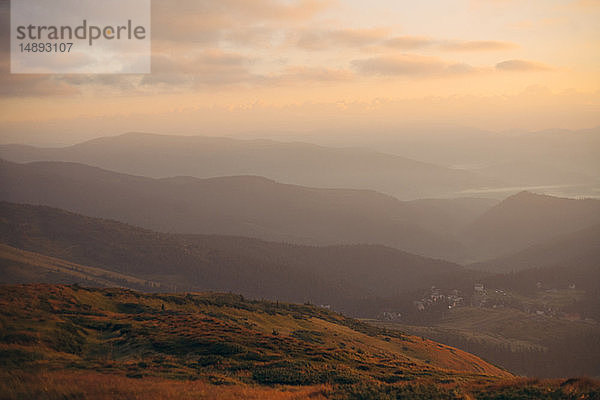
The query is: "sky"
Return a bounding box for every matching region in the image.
[0,0,599,144]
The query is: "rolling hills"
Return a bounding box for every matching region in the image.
[473,223,600,274]
[2,159,598,262]
[0,201,479,315]
[461,191,600,261]
[0,158,470,261]
[0,132,498,200]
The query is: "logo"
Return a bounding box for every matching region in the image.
[11,0,151,74]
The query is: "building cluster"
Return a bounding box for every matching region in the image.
[413,286,465,312]
[377,311,402,321]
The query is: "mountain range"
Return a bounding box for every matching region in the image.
[462,191,600,261]
[0,201,479,315]
[2,158,599,263]
[0,159,474,261]
[0,132,499,200]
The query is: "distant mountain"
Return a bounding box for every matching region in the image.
[472,224,600,274]
[0,159,470,261]
[0,202,476,315]
[314,126,600,195]
[0,132,498,200]
[461,191,600,262]
[405,197,499,235]
[473,224,600,309]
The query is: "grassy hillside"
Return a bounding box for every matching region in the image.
[0,243,161,290]
[2,284,598,400]
[0,284,510,399]
[0,201,479,316]
[372,306,600,378]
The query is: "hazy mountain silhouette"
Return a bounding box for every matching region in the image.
[0,132,499,200]
[405,197,499,235]
[314,127,600,195]
[477,224,600,318]
[461,191,600,262]
[0,201,477,315]
[0,159,472,261]
[473,223,600,274]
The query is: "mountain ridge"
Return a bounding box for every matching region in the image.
[0,201,479,316]
[0,159,469,261]
[0,132,499,200]
[461,191,600,261]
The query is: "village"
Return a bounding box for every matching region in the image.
[376,282,593,324]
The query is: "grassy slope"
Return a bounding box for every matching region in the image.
[370,306,600,377]
[0,243,161,290]
[0,285,509,379]
[373,306,596,350]
[0,284,512,398]
[1,285,598,399]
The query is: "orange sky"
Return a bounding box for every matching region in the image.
[0,0,599,142]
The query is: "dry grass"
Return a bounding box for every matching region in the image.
[0,370,329,400]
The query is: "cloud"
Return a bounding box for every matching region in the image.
[294,28,388,50]
[440,40,518,51]
[384,36,435,50]
[152,0,333,44]
[352,54,477,77]
[142,50,258,86]
[0,67,80,97]
[272,66,354,83]
[496,59,551,71]
[384,36,517,52]
[383,36,517,52]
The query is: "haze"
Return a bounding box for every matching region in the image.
[1,0,600,145]
[1,1,600,397]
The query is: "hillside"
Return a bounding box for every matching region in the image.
[0,132,498,200]
[0,243,161,290]
[472,224,600,274]
[0,159,469,261]
[461,191,600,261]
[0,202,477,316]
[405,197,499,235]
[3,285,599,400]
[372,305,600,378]
[474,225,600,322]
[0,284,512,398]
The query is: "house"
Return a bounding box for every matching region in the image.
[447,295,464,308]
[379,311,402,321]
[474,283,484,293]
[414,301,425,312]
